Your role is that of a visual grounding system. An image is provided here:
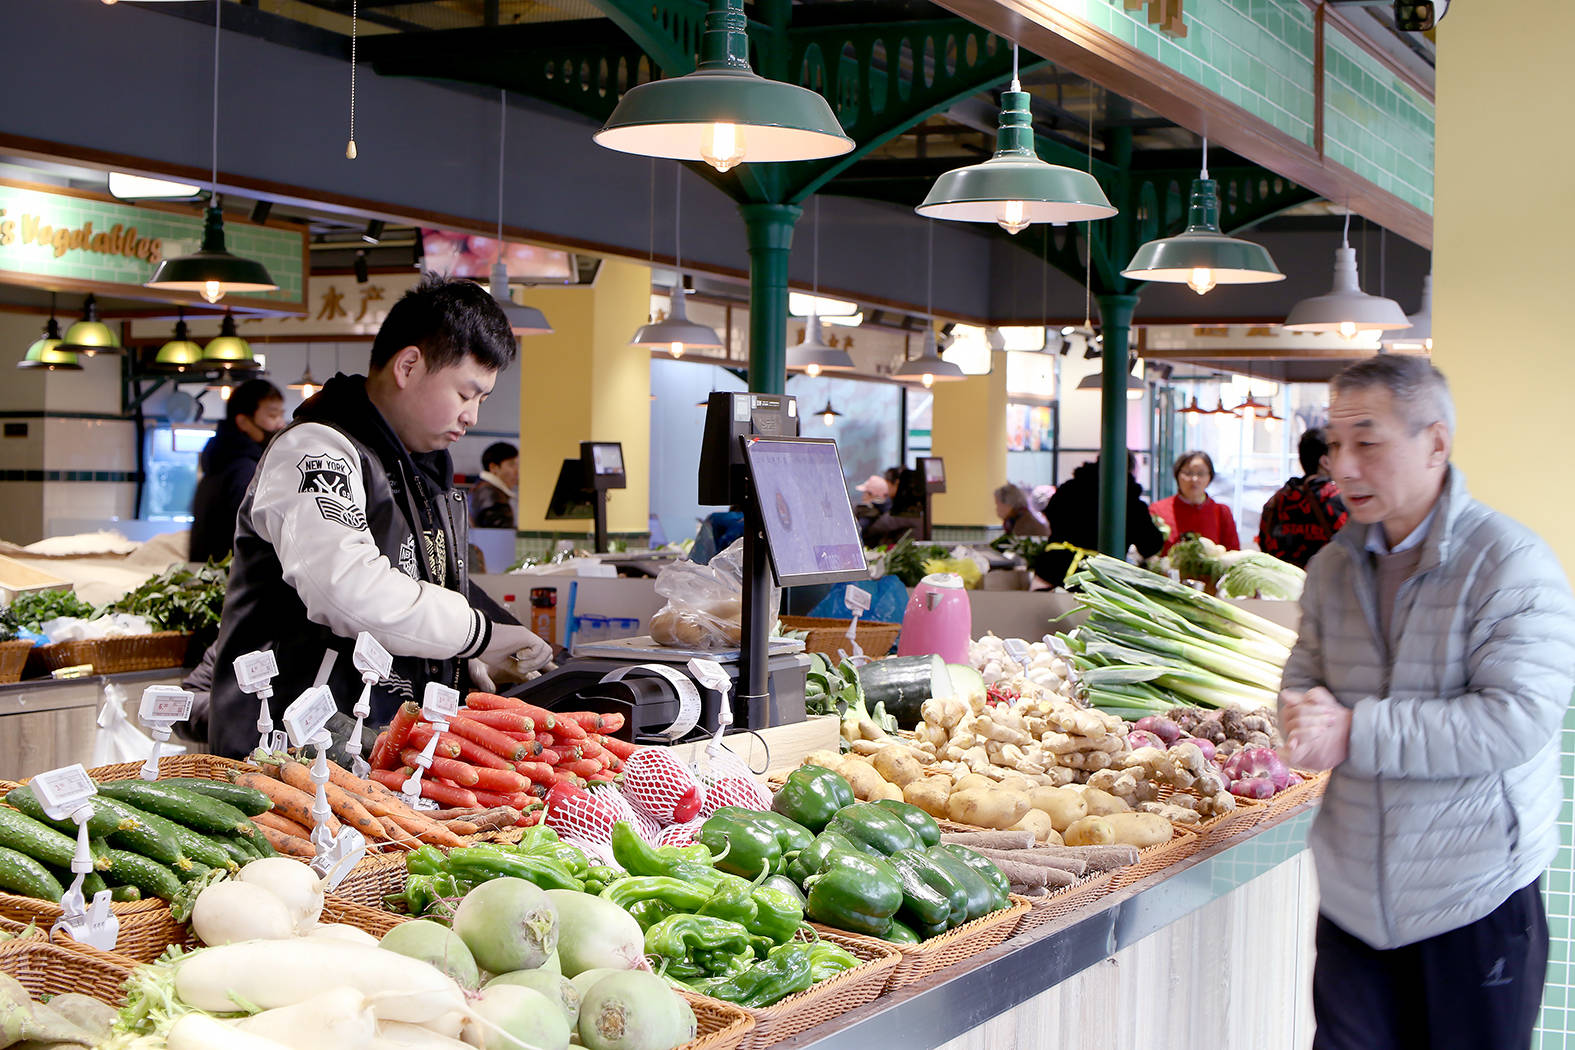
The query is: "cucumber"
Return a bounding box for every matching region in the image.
[210,837,252,867]
[158,779,274,817]
[174,862,212,884]
[858,654,949,729]
[222,833,261,861]
[88,797,187,869]
[246,826,277,859]
[5,786,120,838]
[0,807,109,872]
[94,797,224,873]
[0,846,65,901]
[103,850,181,902]
[47,867,109,897]
[93,781,252,837]
[110,884,142,903]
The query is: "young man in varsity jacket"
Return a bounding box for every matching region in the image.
[206,276,549,759]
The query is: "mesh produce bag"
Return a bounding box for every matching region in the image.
[656,818,704,848]
[543,782,624,845]
[621,749,704,825]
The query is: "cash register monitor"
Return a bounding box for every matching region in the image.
[583,442,626,486]
[919,456,947,492]
[544,459,593,520]
[741,436,869,587]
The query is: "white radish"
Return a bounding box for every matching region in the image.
[307,923,380,946]
[167,1013,294,1050]
[175,939,467,1023]
[238,858,327,931]
[238,987,377,1050]
[376,1021,476,1050]
[191,882,295,946]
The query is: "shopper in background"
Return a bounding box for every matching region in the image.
[1150,451,1240,554]
[853,474,892,543]
[205,276,547,759]
[469,441,519,529]
[993,483,1048,537]
[1257,427,1348,567]
[863,468,925,547]
[1279,355,1575,1050]
[1037,452,1164,586]
[188,379,286,563]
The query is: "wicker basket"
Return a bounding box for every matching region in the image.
[332,850,412,910]
[0,891,186,964]
[321,893,410,937]
[714,930,898,1050]
[78,753,256,784]
[28,630,192,676]
[0,639,33,684]
[814,895,1031,993]
[679,991,756,1050]
[1154,784,1268,846]
[779,616,901,660]
[1108,823,1203,889]
[1011,870,1115,935]
[0,936,134,1003]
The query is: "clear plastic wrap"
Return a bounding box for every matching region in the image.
[649,539,778,649]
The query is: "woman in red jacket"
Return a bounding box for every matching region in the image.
[1152,451,1240,553]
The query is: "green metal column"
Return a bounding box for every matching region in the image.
[1096,292,1140,556]
[740,202,802,395]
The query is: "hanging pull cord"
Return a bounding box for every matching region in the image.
[346,0,359,159]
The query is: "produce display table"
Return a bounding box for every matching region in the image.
[779,803,1319,1050]
[0,667,185,781]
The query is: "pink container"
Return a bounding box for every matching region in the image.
[896,573,972,666]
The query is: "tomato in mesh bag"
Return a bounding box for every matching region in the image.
[544,781,624,845]
[621,748,704,824]
[700,776,770,816]
[656,819,704,848]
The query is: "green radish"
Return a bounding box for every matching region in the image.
[471,985,570,1050]
[452,878,558,974]
[544,890,647,977]
[486,969,581,1027]
[379,920,481,990]
[576,970,691,1050]
[569,968,621,1000]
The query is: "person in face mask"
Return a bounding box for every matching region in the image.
[188,378,287,563]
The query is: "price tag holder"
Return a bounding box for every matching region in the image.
[283,685,337,749]
[844,586,872,615]
[1003,638,1033,671]
[352,633,393,681]
[234,650,280,694]
[346,634,394,774]
[137,686,194,781]
[53,889,119,952]
[1043,634,1073,658]
[32,764,96,822]
[687,658,735,734]
[268,730,289,754]
[420,682,460,724]
[310,827,366,891]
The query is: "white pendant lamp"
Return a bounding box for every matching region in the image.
[1282,212,1409,339]
[1385,273,1433,352]
[631,166,723,358]
[487,90,551,336]
[788,199,853,376]
[893,223,964,387]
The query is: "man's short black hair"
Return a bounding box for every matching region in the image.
[370,274,518,374]
[482,442,518,471]
[227,379,283,423]
[1298,427,1330,477]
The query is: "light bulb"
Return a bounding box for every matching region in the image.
[301,384,316,399]
[1187,268,1216,295]
[220,385,233,402]
[669,342,684,359]
[996,200,1030,235]
[202,280,224,304]
[1337,320,1358,340]
[805,362,822,377]
[1424,337,1434,351]
[823,412,834,427]
[1127,388,1144,401]
[921,373,935,389]
[700,123,746,173]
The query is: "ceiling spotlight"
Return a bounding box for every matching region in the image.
[362,219,385,245]
[250,200,273,224]
[354,250,370,284]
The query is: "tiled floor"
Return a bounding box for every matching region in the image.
[1532,708,1575,1047]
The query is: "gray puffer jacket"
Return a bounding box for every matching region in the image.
[1281,467,1575,949]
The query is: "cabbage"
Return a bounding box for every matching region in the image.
[1167,535,1228,582]
[1216,554,1305,601]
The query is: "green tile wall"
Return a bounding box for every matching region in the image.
[1323,27,1434,214]
[1532,705,1575,1049]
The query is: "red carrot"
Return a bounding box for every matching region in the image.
[460,709,535,733]
[563,711,607,731]
[412,725,514,770]
[471,766,529,794]
[536,733,556,750]
[516,761,556,783]
[470,788,533,809]
[369,730,392,770]
[604,755,624,773]
[373,703,421,769]
[369,768,478,808]
[511,702,559,731]
[466,692,526,711]
[599,736,638,760]
[538,748,564,766]
[587,771,618,785]
[597,712,626,733]
[562,758,604,778]
[550,716,587,741]
[448,716,528,762]
[400,748,480,787]
[405,723,463,759]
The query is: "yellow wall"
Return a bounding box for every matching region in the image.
[517,259,652,535]
[929,351,1008,526]
[1431,2,1575,578]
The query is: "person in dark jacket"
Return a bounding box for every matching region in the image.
[206,277,548,759]
[469,441,518,529]
[1258,426,1348,567]
[1037,453,1164,586]
[188,379,286,563]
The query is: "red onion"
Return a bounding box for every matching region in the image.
[1133,716,1183,747]
[1127,730,1166,750]
[1183,736,1216,762]
[1222,747,1293,792]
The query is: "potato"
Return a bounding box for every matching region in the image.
[803,751,845,773]
[903,779,952,819]
[1103,812,1174,848]
[952,773,996,793]
[997,776,1037,795]
[1062,816,1115,846]
[947,788,1030,831]
[1080,787,1132,816]
[872,748,924,788]
[1010,809,1058,844]
[874,779,906,802]
[840,759,889,801]
[1027,786,1088,832]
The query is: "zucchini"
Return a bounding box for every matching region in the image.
[103,850,181,902]
[158,779,273,818]
[93,781,253,837]
[858,654,949,729]
[5,785,120,838]
[0,846,65,901]
[0,807,110,872]
[110,884,142,903]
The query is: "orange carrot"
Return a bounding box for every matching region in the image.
[253,811,312,839]
[233,773,341,834]
[257,824,316,858]
[275,761,387,840]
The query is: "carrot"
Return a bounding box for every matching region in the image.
[369,730,392,770]
[253,811,312,840]
[441,727,517,770]
[374,703,422,770]
[471,766,528,794]
[604,755,623,773]
[538,748,564,766]
[276,761,388,840]
[597,712,626,733]
[510,702,559,731]
[562,758,604,778]
[369,768,477,810]
[404,723,463,759]
[587,771,618,785]
[551,717,587,742]
[576,738,605,759]
[448,716,528,762]
[379,806,465,848]
[257,824,316,858]
[563,711,607,731]
[470,788,533,810]
[465,692,526,711]
[516,761,556,783]
[599,736,638,760]
[233,773,340,833]
[536,732,556,750]
[447,820,480,836]
[459,710,534,734]
[399,748,481,788]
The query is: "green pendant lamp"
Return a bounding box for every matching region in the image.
[18,302,82,372]
[1122,140,1284,294]
[594,0,853,172]
[630,166,723,357]
[152,310,205,371]
[917,46,1116,233]
[894,223,964,387]
[203,310,261,370]
[58,294,123,356]
[1283,211,1409,339]
[145,0,277,304]
[815,399,843,427]
[788,200,853,376]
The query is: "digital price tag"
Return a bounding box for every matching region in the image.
[1043,634,1073,657]
[32,764,96,821]
[139,686,194,726]
[352,633,393,681]
[844,586,872,615]
[311,828,367,891]
[234,650,280,694]
[421,682,460,724]
[1003,638,1033,670]
[283,685,337,748]
[686,658,731,693]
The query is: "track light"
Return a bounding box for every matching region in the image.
[354,250,369,284]
[362,219,385,245]
[250,200,273,224]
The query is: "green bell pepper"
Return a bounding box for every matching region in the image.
[882,917,921,945]
[612,821,721,889]
[446,846,583,892]
[513,825,560,851]
[694,942,817,1007]
[936,844,1010,910]
[870,799,942,848]
[771,766,855,834]
[698,872,760,927]
[799,940,861,982]
[645,914,754,980]
[884,849,954,929]
[388,873,472,924]
[826,804,924,857]
[803,851,903,936]
[601,876,710,914]
[403,845,449,877]
[922,846,996,923]
[698,812,784,880]
[627,898,676,931]
[761,874,805,905]
[786,829,859,886]
[711,807,814,856]
[748,885,805,944]
[898,847,969,928]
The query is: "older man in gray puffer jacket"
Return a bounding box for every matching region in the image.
[1280,355,1575,1050]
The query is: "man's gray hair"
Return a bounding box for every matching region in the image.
[994,484,1028,511]
[1330,355,1455,435]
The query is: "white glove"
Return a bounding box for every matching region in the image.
[481,623,553,672]
[468,658,497,694]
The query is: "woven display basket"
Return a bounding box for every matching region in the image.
[321,893,410,937]
[0,639,33,684]
[0,936,133,1004]
[814,895,1031,993]
[28,630,192,676]
[1108,823,1202,889]
[1011,870,1115,935]
[779,616,901,660]
[713,930,898,1050]
[0,892,184,964]
[81,753,256,783]
[679,991,756,1050]
[1262,769,1329,818]
[1154,783,1268,846]
[331,850,411,910]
